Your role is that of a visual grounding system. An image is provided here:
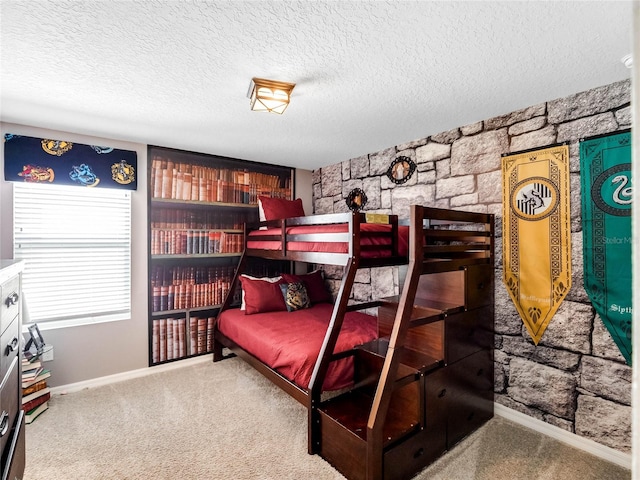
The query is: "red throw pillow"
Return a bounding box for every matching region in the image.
[240,276,287,315]
[258,196,305,221]
[282,270,331,304]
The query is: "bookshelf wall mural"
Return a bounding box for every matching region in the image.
[147,146,294,365]
[3,133,137,190]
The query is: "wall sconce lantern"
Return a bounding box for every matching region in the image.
[247,77,296,114]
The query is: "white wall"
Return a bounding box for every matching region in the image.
[295,168,313,215]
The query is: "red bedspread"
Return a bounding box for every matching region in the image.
[247,223,409,258]
[217,303,378,391]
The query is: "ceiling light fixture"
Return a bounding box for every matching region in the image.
[621,54,633,69]
[247,77,296,114]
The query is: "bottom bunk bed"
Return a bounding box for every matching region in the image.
[216,300,378,397]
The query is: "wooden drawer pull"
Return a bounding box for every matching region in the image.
[0,411,9,437]
[413,447,424,459]
[438,389,447,398]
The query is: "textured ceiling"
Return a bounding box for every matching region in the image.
[0,1,634,171]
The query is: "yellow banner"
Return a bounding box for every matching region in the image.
[502,145,571,344]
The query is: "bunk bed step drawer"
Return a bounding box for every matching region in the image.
[319,383,424,479]
[464,264,494,309]
[383,429,446,480]
[446,349,494,446]
[445,306,494,364]
[319,410,367,480]
[319,414,442,480]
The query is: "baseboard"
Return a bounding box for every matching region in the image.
[49,355,211,395]
[494,403,631,470]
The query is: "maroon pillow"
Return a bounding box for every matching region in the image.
[281,270,331,304]
[258,196,305,221]
[240,276,287,315]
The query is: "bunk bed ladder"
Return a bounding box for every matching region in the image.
[212,250,248,362]
[307,214,362,454]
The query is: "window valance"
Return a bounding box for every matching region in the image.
[3,133,137,190]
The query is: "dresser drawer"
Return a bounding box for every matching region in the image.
[0,278,19,335]
[0,319,20,385]
[1,409,24,480]
[0,357,19,460]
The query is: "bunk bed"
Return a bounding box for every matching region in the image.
[213,209,409,447]
[213,205,494,480]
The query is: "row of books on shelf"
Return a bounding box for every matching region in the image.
[22,357,52,424]
[151,282,233,312]
[151,157,287,186]
[151,208,248,230]
[151,266,235,312]
[151,265,236,287]
[151,317,215,363]
[151,230,244,255]
[150,157,291,203]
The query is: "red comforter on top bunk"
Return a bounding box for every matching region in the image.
[246,223,409,258]
[216,303,378,391]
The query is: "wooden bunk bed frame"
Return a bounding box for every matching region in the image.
[213,211,407,448]
[317,205,495,480]
[213,206,495,480]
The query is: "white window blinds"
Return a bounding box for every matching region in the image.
[13,183,131,327]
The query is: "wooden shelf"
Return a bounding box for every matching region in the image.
[151,228,243,233]
[151,198,258,209]
[150,304,224,317]
[151,253,242,260]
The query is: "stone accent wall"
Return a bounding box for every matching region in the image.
[312,79,632,453]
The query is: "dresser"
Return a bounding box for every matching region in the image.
[0,260,25,480]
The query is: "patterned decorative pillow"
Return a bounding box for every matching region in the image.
[279,282,310,312]
[281,270,331,304]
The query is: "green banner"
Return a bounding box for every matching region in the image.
[580,130,632,364]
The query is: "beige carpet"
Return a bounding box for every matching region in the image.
[24,357,630,480]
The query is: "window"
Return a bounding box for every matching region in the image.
[13,183,131,328]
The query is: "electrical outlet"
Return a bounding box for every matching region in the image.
[42,346,54,362]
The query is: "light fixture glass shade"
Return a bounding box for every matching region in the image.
[248,78,295,114]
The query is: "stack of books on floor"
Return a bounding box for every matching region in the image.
[22,356,51,424]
